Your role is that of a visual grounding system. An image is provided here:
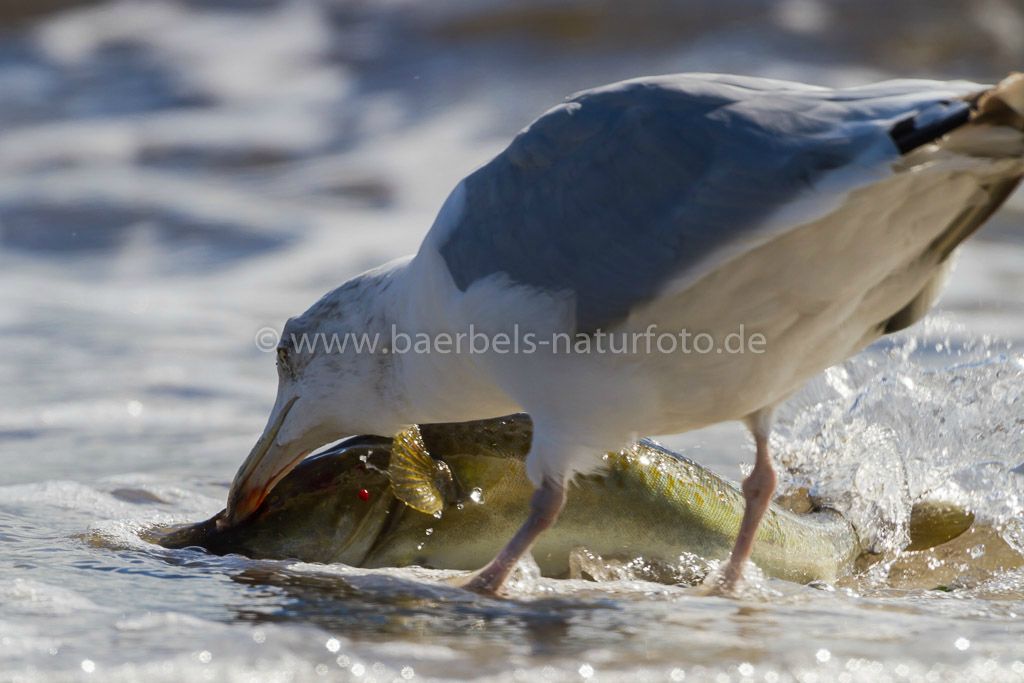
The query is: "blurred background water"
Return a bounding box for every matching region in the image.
[1,1,1023,681]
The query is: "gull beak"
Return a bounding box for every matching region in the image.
[222,395,308,527]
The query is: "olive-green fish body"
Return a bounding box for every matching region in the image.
[365,437,860,583]
[156,415,971,585]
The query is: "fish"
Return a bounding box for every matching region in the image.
[155,414,973,584]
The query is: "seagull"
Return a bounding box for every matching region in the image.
[224,72,1024,593]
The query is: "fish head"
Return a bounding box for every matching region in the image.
[159,439,397,564]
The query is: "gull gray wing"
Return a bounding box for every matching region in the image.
[434,74,985,332]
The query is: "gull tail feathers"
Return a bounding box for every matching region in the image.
[891,73,1024,157]
[917,74,1024,261]
[880,74,1024,335]
[941,72,1024,158]
[976,73,1024,127]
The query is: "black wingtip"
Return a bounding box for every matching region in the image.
[890,100,974,154]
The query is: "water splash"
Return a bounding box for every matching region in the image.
[568,547,713,586]
[774,329,1024,574]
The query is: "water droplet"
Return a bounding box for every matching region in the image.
[669,668,686,681]
[469,488,484,504]
[326,638,341,653]
[969,544,986,559]
[738,662,754,676]
[955,637,971,651]
[401,666,415,680]
[578,663,594,679]
[197,650,212,664]
[81,660,96,674]
[816,649,831,663]
[425,528,433,536]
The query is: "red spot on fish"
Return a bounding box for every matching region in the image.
[358,488,370,502]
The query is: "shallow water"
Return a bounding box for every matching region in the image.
[1,1,1024,681]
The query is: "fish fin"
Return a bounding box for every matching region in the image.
[390,425,454,516]
[905,501,975,552]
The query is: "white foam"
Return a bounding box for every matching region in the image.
[0,579,103,617]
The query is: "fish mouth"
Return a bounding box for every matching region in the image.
[150,511,225,549]
[223,395,306,527]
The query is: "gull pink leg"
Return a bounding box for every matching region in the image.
[460,479,566,595]
[720,421,777,591]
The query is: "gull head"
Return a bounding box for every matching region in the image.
[224,267,408,526]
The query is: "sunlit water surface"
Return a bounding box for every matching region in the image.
[1,1,1024,681]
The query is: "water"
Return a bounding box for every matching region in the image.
[1,1,1024,680]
